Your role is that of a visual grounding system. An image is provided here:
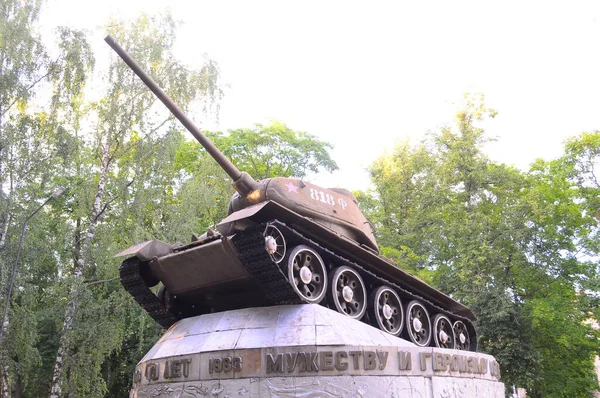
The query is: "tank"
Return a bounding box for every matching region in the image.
[106,36,478,352]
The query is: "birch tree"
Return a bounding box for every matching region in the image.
[0,1,94,396]
[49,13,223,397]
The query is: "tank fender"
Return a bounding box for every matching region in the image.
[217,201,271,235]
[114,240,171,262]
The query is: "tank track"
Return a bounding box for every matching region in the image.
[119,256,179,329]
[233,220,477,350]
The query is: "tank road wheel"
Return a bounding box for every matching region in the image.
[329,266,367,320]
[406,300,432,347]
[157,285,173,311]
[264,224,286,263]
[369,286,404,336]
[432,314,455,349]
[453,321,471,351]
[287,245,327,303]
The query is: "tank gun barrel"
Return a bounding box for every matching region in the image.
[104,35,258,195]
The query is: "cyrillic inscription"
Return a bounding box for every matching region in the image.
[335,351,348,370]
[398,351,412,370]
[320,351,334,371]
[134,368,142,383]
[489,359,501,378]
[297,352,319,372]
[163,358,192,379]
[266,353,283,374]
[285,352,297,372]
[145,363,160,381]
[266,350,390,374]
[407,350,499,377]
[376,351,389,370]
[137,348,501,385]
[265,349,500,377]
[349,351,361,370]
[419,352,431,371]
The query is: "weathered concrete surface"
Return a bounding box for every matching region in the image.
[131,304,504,397]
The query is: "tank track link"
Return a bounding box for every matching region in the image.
[119,256,179,329]
[234,220,477,350]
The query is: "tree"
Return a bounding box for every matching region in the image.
[207,120,338,179]
[0,1,95,396]
[362,94,600,396]
[48,13,223,397]
[523,131,600,397]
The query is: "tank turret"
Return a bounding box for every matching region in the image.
[107,36,477,351]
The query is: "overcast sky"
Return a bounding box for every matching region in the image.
[41,1,600,190]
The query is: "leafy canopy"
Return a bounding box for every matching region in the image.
[360,94,600,397]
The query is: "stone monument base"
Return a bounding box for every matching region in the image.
[131,304,504,397]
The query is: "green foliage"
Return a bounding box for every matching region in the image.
[0,0,46,115]
[208,120,338,179]
[363,94,600,396]
[472,287,539,393]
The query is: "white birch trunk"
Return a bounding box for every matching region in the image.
[0,214,10,251]
[1,364,8,398]
[0,208,10,398]
[0,171,11,398]
[1,315,9,398]
[49,142,111,398]
[49,299,75,398]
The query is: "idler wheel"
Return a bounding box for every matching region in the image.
[453,321,471,351]
[369,286,404,336]
[263,224,286,263]
[406,300,432,347]
[432,314,455,349]
[329,266,367,320]
[287,245,327,304]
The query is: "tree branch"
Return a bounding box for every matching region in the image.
[85,277,119,286]
[1,62,58,118]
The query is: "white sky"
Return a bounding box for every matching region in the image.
[40,0,600,190]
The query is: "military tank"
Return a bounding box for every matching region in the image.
[106,35,477,352]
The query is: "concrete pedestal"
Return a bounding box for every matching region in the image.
[131,304,504,397]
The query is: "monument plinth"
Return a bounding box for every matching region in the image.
[131,304,503,397]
